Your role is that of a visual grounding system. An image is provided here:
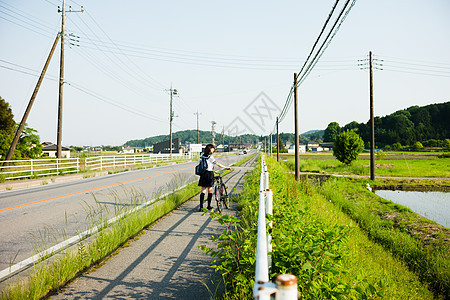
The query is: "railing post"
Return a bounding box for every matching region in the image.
[30,159,34,177]
[254,190,270,300]
[113,156,116,169]
[77,158,79,172]
[275,274,298,300]
[100,156,103,170]
[266,188,273,273]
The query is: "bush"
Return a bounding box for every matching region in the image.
[333,130,364,165]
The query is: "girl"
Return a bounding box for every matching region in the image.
[198,144,230,211]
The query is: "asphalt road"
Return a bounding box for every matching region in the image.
[0,152,249,281]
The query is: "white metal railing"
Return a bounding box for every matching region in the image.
[0,153,199,181]
[253,154,298,300]
[84,153,195,171]
[0,157,80,180]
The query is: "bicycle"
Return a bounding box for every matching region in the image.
[213,170,229,213]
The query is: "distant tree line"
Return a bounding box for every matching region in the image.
[323,101,450,149]
[124,129,324,148]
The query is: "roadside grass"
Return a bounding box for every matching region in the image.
[282,153,450,178]
[0,181,199,300]
[202,155,435,299]
[233,152,257,167]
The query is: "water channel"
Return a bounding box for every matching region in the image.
[374,190,450,228]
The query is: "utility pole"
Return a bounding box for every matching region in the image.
[270,133,273,157]
[3,33,60,165]
[369,51,375,181]
[211,121,217,145]
[294,73,300,181]
[220,126,225,149]
[167,85,178,158]
[57,2,83,159]
[194,110,201,144]
[276,117,280,162]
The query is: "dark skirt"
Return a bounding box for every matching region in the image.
[198,170,214,187]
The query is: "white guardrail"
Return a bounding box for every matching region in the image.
[0,153,197,181]
[254,154,298,300]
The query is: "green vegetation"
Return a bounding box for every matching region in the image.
[281,152,450,178]
[0,183,199,300]
[314,176,449,298]
[323,121,340,142]
[202,156,436,299]
[233,152,257,167]
[124,129,261,147]
[326,101,449,149]
[333,130,364,165]
[0,97,42,160]
[124,129,324,148]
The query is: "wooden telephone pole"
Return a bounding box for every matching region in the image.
[167,85,178,158]
[294,73,300,181]
[57,1,83,158]
[369,51,375,181]
[276,117,280,162]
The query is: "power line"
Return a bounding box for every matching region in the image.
[275,0,358,132]
[0,60,168,122]
[71,11,165,91]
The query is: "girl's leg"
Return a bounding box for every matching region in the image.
[199,187,207,211]
[207,187,214,209]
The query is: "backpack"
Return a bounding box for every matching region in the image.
[195,156,209,176]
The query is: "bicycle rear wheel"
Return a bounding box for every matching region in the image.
[221,183,229,209]
[215,185,222,213]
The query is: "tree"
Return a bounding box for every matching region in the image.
[333,130,364,165]
[0,97,16,159]
[412,141,423,151]
[0,97,42,159]
[323,122,341,142]
[272,141,288,153]
[12,124,42,159]
[342,121,359,133]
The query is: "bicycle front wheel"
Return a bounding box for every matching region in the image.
[221,183,229,209]
[215,185,222,213]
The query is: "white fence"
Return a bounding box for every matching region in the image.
[84,153,194,171]
[0,153,197,181]
[0,158,80,180]
[254,155,298,300]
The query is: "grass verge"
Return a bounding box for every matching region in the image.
[202,155,438,299]
[233,153,257,167]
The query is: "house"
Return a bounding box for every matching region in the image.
[287,143,306,153]
[310,146,324,152]
[307,141,319,151]
[42,144,71,158]
[122,147,134,154]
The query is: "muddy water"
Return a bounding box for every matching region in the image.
[374,190,450,228]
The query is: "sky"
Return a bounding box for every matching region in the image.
[0,0,449,146]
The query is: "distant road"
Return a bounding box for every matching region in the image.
[0,152,247,277]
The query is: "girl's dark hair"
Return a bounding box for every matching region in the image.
[203,144,215,156]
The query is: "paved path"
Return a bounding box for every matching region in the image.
[51,156,257,299]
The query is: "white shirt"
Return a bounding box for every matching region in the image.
[201,155,216,171]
